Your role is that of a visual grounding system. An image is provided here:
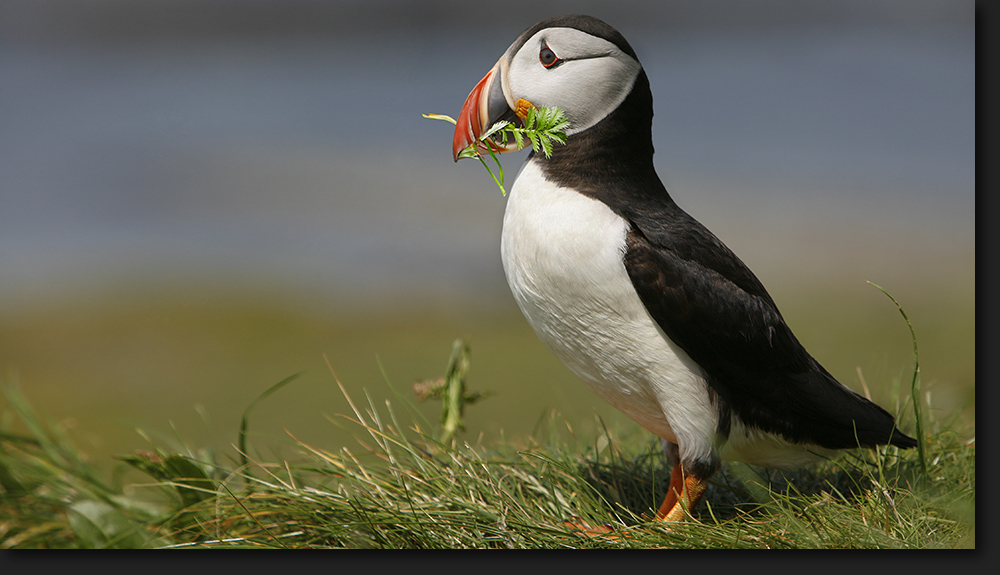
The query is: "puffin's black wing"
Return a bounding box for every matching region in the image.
[623,210,916,450]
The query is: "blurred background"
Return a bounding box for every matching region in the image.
[0,0,975,468]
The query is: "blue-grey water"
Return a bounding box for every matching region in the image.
[0,0,976,313]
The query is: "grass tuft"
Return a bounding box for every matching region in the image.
[867,281,928,477]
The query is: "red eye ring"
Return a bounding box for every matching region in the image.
[539,45,560,68]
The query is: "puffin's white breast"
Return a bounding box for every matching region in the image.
[500,160,718,461]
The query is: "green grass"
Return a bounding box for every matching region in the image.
[0,338,975,549]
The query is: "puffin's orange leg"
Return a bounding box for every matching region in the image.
[655,464,707,523]
[567,463,707,537]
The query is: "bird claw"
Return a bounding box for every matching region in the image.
[564,516,616,537]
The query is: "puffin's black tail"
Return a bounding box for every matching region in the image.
[724,360,920,452]
[889,428,918,449]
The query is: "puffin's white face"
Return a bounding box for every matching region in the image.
[452,24,642,161]
[504,27,641,135]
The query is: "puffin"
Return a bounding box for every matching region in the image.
[450,14,916,524]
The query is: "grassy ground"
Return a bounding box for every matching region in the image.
[0,332,976,549]
[0,275,975,548]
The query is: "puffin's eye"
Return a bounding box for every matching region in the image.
[539,45,560,68]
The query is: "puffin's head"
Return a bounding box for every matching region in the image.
[453,15,643,161]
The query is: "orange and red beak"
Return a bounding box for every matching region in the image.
[452,59,521,162]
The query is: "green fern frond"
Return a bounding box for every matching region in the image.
[424,107,570,194]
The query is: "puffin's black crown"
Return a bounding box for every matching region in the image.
[510,15,640,63]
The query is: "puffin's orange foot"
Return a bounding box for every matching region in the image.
[563,516,617,538]
[655,464,708,523]
[562,465,707,539]
[564,516,684,541]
